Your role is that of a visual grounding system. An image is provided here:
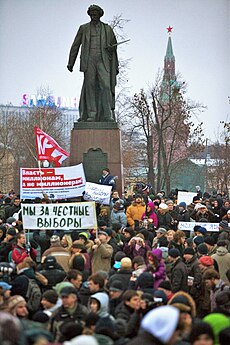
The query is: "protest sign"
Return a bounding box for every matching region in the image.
[21,202,97,230]
[20,164,86,200]
[178,222,220,232]
[84,182,112,205]
[177,191,197,205]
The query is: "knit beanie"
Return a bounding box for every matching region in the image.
[190,321,215,344]
[197,243,208,255]
[204,236,215,246]
[203,313,230,345]
[7,295,26,312]
[183,247,195,256]
[199,256,214,267]
[198,227,207,235]
[158,280,172,291]
[168,248,180,258]
[194,236,204,247]
[178,202,186,209]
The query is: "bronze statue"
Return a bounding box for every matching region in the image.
[67,5,119,122]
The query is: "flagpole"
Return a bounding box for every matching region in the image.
[37,159,46,198]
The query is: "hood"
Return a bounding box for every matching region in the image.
[91,292,109,317]
[216,246,228,256]
[151,248,162,260]
[147,202,155,213]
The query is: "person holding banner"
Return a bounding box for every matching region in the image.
[91,230,113,274]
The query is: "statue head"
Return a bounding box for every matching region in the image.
[87,5,104,18]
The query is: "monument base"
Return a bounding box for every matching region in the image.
[70,122,123,195]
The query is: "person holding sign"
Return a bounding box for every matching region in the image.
[91,230,113,274]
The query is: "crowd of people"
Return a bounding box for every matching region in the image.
[0,185,230,345]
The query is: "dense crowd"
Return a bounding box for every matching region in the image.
[0,184,230,345]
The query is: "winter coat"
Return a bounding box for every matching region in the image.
[141,202,158,228]
[109,269,132,291]
[126,202,146,229]
[11,244,37,264]
[50,302,88,342]
[91,242,113,274]
[123,241,151,262]
[170,258,188,293]
[184,255,202,300]
[146,249,166,289]
[212,246,230,283]
[127,331,165,345]
[156,212,173,230]
[110,209,127,227]
[39,267,66,290]
[42,245,70,272]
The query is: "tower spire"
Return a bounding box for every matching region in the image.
[164,26,175,80]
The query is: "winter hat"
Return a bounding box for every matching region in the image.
[50,235,61,244]
[203,313,230,345]
[197,243,208,255]
[141,305,179,343]
[197,227,207,235]
[7,295,26,312]
[63,335,98,345]
[120,257,132,269]
[185,238,194,247]
[219,220,229,230]
[104,227,113,237]
[190,321,215,344]
[215,290,230,308]
[168,248,180,258]
[79,232,89,240]
[114,251,126,263]
[72,240,84,250]
[42,289,58,304]
[204,236,215,246]
[178,202,186,209]
[32,311,50,323]
[54,282,74,296]
[158,280,172,291]
[199,256,214,267]
[6,217,16,225]
[193,236,204,247]
[154,290,168,305]
[193,196,201,203]
[194,203,206,211]
[6,228,17,236]
[159,247,168,259]
[95,316,116,338]
[168,291,196,317]
[138,272,154,289]
[183,247,195,256]
[159,203,168,210]
[109,281,124,292]
[0,282,12,290]
[156,228,167,234]
[151,248,163,260]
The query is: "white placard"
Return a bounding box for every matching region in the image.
[20,164,86,200]
[84,182,112,205]
[177,191,197,205]
[178,222,220,232]
[21,202,97,230]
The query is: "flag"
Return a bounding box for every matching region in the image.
[34,126,69,167]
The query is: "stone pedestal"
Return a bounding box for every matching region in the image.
[70,122,123,195]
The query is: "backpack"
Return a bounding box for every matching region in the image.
[26,277,42,313]
[8,247,22,263]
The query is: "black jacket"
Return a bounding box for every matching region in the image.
[170,258,188,293]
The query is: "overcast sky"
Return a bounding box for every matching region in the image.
[0,0,229,140]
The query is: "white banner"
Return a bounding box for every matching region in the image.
[177,191,197,205]
[21,202,97,230]
[178,222,220,232]
[84,182,112,205]
[20,164,86,200]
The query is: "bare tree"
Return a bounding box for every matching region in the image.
[126,72,205,194]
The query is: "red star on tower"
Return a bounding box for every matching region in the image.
[167,26,173,34]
